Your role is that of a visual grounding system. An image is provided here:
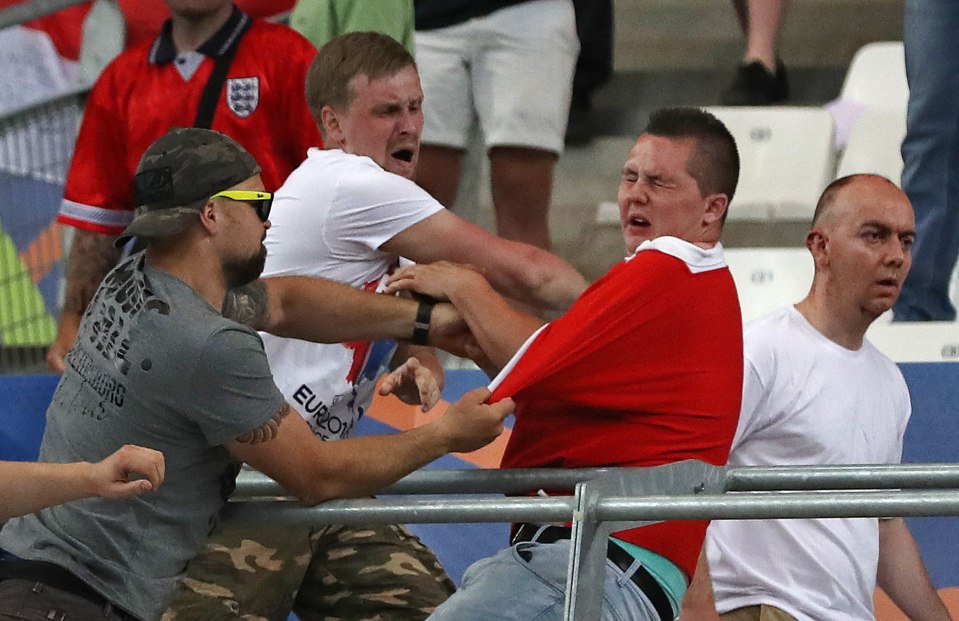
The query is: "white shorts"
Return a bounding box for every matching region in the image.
[415,0,579,155]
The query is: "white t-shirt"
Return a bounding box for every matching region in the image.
[706,306,910,621]
[261,148,443,440]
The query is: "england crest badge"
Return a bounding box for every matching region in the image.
[227,77,259,118]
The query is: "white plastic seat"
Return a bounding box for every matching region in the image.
[829,41,908,149]
[707,107,837,222]
[836,107,907,184]
[839,41,908,111]
[865,322,959,363]
[723,248,814,324]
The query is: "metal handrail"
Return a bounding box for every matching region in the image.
[233,463,959,499]
[228,463,959,621]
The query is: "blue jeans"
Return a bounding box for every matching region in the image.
[894,0,959,320]
[427,540,661,621]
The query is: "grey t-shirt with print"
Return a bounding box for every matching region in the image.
[0,253,284,621]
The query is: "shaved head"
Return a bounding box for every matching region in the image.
[811,174,905,229]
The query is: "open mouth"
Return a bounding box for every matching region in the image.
[392,149,414,163]
[877,278,898,288]
[627,217,650,228]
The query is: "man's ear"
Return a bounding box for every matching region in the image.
[703,193,729,226]
[198,200,218,235]
[321,105,344,147]
[806,228,829,268]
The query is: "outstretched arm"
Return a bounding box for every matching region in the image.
[228,389,513,505]
[877,518,953,621]
[381,210,588,314]
[223,276,465,348]
[0,445,165,519]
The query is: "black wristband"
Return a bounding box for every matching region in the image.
[412,299,434,345]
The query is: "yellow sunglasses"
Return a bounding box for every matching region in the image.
[210,190,273,221]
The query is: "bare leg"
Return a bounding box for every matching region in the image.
[743,0,788,73]
[489,146,556,251]
[415,145,466,207]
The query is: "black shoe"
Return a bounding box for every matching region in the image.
[721,59,790,105]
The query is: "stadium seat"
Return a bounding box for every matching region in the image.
[866,322,959,363]
[839,41,908,111]
[836,107,907,184]
[707,107,837,222]
[829,41,907,148]
[723,248,813,324]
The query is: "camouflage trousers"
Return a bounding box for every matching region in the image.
[162,521,455,621]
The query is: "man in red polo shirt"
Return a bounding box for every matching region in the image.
[46,0,320,371]
[388,107,744,621]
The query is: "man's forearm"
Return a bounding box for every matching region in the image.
[61,229,121,317]
[48,229,121,371]
[0,461,92,519]
[225,276,421,343]
[878,518,953,621]
[447,276,545,371]
[485,244,587,315]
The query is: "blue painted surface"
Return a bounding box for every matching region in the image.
[0,373,57,461]
[899,363,959,590]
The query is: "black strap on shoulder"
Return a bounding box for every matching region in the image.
[193,19,251,129]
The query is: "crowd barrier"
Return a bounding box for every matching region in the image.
[230,462,959,620]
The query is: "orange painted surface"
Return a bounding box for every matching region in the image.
[21,222,62,283]
[367,391,509,469]
[875,587,959,619]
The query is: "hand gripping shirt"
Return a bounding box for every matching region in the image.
[58,7,321,234]
[489,236,744,578]
[260,148,443,440]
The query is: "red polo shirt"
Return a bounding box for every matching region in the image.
[58,7,321,234]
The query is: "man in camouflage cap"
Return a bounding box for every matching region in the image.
[0,127,512,621]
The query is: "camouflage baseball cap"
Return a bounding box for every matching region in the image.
[115,127,261,247]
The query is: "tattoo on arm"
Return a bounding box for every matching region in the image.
[223,280,269,329]
[234,402,291,445]
[62,230,121,314]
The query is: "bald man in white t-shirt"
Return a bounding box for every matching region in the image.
[681,174,952,621]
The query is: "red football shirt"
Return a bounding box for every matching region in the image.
[58,9,321,234]
[491,238,744,578]
[7,0,295,61]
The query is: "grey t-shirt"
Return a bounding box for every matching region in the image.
[0,254,284,621]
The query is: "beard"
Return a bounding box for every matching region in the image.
[224,243,267,290]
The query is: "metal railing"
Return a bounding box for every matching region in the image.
[229,461,959,621]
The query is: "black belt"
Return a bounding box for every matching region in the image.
[512,523,673,621]
[0,558,137,621]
